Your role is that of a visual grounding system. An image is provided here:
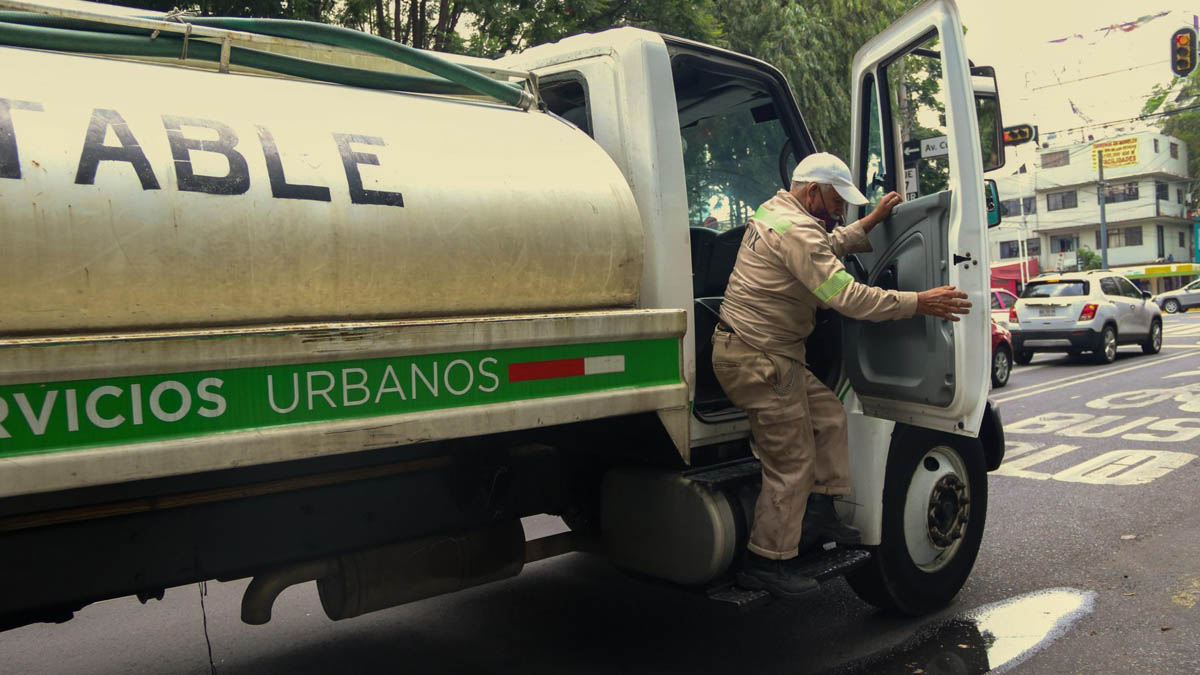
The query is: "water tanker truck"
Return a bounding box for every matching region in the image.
[0,0,1007,631]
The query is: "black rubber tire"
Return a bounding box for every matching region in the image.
[991,345,1011,388]
[1141,320,1162,355]
[1164,299,1180,314]
[845,428,988,615]
[1013,349,1034,365]
[1093,325,1117,364]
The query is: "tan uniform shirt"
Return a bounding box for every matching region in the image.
[719,190,919,362]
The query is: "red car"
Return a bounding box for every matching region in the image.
[991,319,1013,388]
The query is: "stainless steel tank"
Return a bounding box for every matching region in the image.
[0,47,643,334]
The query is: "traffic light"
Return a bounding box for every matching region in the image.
[1002,124,1037,146]
[1172,28,1197,77]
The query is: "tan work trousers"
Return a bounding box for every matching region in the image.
[712,328,850,561]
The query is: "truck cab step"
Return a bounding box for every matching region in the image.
[707,545,872,610]
[683,458,761,487]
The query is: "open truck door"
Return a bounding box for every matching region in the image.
[846,0,1002,437]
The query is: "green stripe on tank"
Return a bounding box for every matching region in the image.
[753,206,792,233]
[813,269,854,303]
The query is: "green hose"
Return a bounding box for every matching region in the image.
[182,17,532,109]
[0,11,533,109]
[0,21,481,97]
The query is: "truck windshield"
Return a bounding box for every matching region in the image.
[1022,281,1089,298]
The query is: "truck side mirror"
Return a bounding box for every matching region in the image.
[985,179,1001,228]
[971,66,1005,172]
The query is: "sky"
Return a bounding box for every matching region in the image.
[955,0,1198,176]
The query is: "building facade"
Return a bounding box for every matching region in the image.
[987,130,1195,293]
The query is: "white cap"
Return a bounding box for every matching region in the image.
[790,152,868,206]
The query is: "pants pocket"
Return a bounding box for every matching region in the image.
[752,401,808,426]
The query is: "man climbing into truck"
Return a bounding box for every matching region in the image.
[713,152,974,599]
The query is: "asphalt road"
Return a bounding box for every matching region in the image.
[3,313,1200,674]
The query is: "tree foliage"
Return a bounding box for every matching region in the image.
[1144,74,1200,209]
[1076,247,1103,271]
[714,0,920,159]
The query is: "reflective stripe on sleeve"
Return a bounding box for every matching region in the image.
[753,206,792,233]
[813,269,854,303]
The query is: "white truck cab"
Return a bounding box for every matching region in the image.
[0,0,1004,630]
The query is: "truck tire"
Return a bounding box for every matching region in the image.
[1093,325,1117,364]
[846,428,987,615]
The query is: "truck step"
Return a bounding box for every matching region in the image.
[683,458,761,487]
[707,545,873,610]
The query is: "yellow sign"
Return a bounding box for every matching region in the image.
[1090,137,1138,168]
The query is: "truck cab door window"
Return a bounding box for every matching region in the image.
[539,75,593,138]
[861,75,889,208]
[886,37,955,201]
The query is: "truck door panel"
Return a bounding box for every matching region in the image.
[845,191,953,406]
[847,0,991,436]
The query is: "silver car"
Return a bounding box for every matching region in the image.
[1008,271,1163,364]
[1154,278,1200,314]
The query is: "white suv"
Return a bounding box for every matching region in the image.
[1008,271,1163,364]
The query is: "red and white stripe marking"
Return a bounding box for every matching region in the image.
[508,355,626,383]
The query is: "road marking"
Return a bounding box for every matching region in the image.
[993,442,1195,484]
[993,350,1200,404]
[1053,450,1195,485]
[993,443,1080,479]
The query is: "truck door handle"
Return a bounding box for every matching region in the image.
[877,263,898,291]
[845,255,869,282]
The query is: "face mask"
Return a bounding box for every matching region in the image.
[815,188,844,232]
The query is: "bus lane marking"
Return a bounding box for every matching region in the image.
[993,441,1196,485]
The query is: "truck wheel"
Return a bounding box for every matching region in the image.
[1141,320,1162,355]
[1093,325,1117,364]
[846,428,987,615]
[1013,349,1034,365]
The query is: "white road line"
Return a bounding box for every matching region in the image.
[993,350,1200,404]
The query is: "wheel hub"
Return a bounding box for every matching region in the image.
[927,474,969,547]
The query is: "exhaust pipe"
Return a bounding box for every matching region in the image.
[241,520,525,624]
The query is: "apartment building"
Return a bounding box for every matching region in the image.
[987,130,1196,293]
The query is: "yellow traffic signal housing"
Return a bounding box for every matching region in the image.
[1002,124,1036,146]
[1173,28,1197,77]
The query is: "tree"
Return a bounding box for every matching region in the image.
[1076,247,1103,271]
[714,0,920,160]
[1143,73,1200,210]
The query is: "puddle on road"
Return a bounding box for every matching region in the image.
[831,588,1096,674]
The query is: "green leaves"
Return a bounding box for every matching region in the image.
[1142,71,1200,209]
[714,0,919,158]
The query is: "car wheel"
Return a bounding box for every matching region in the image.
[1164,299,1180,314]
[1013,349,1034,365]
[1093,325,1117,364]
[845,428,987,615]
[1141,319,1162,355]
[991,346,1011,388]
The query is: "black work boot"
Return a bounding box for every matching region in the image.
[798,494,862,550]
[736,552,819,599]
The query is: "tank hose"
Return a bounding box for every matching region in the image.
[0,19,484,98]
[0,11,533,109]
[182,17,535,110]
